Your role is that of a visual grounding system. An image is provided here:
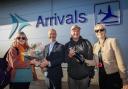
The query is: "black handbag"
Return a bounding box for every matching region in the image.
[0,68,11,88]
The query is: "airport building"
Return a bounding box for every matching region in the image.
[0,0,128,86]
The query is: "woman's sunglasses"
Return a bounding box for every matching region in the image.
[95,29,105,33]
[17,37,26,40]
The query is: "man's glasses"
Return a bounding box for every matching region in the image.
[95,29,104,33]
[17,37,26,40]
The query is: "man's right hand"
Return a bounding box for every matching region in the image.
[30,59,40,66]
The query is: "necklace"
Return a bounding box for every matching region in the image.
[99,37,107,48]
[97,37,107,68]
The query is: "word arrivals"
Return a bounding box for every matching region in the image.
[36,10,87,27]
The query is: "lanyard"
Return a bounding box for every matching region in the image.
[97,38,107,67]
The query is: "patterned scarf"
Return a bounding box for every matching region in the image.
[16,44,28,63]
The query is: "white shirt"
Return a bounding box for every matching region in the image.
[49,41,56,55]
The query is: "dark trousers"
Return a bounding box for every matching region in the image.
[48,78,62,89]
[99,72,123,89]
[68,76,90,89]
[9,82,30,89]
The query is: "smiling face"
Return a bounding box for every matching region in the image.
[70,25,81,41]
[94,24,106,39]
[71,28,80,40]
[16,32,27,45]
[48,29,57,42]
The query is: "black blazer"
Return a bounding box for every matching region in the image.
[43,42,65,80]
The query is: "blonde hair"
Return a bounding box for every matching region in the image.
[94,23,106,31]
[12,32,29,47]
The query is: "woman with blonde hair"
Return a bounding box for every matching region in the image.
[93,23,128,89]
[6,32,34,89]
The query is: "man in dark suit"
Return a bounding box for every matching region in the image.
[40,29,65,89]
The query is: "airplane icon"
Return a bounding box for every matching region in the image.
[98,5,118,22]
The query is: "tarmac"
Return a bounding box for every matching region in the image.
[5,80,99,89]
[29,79,99,89]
